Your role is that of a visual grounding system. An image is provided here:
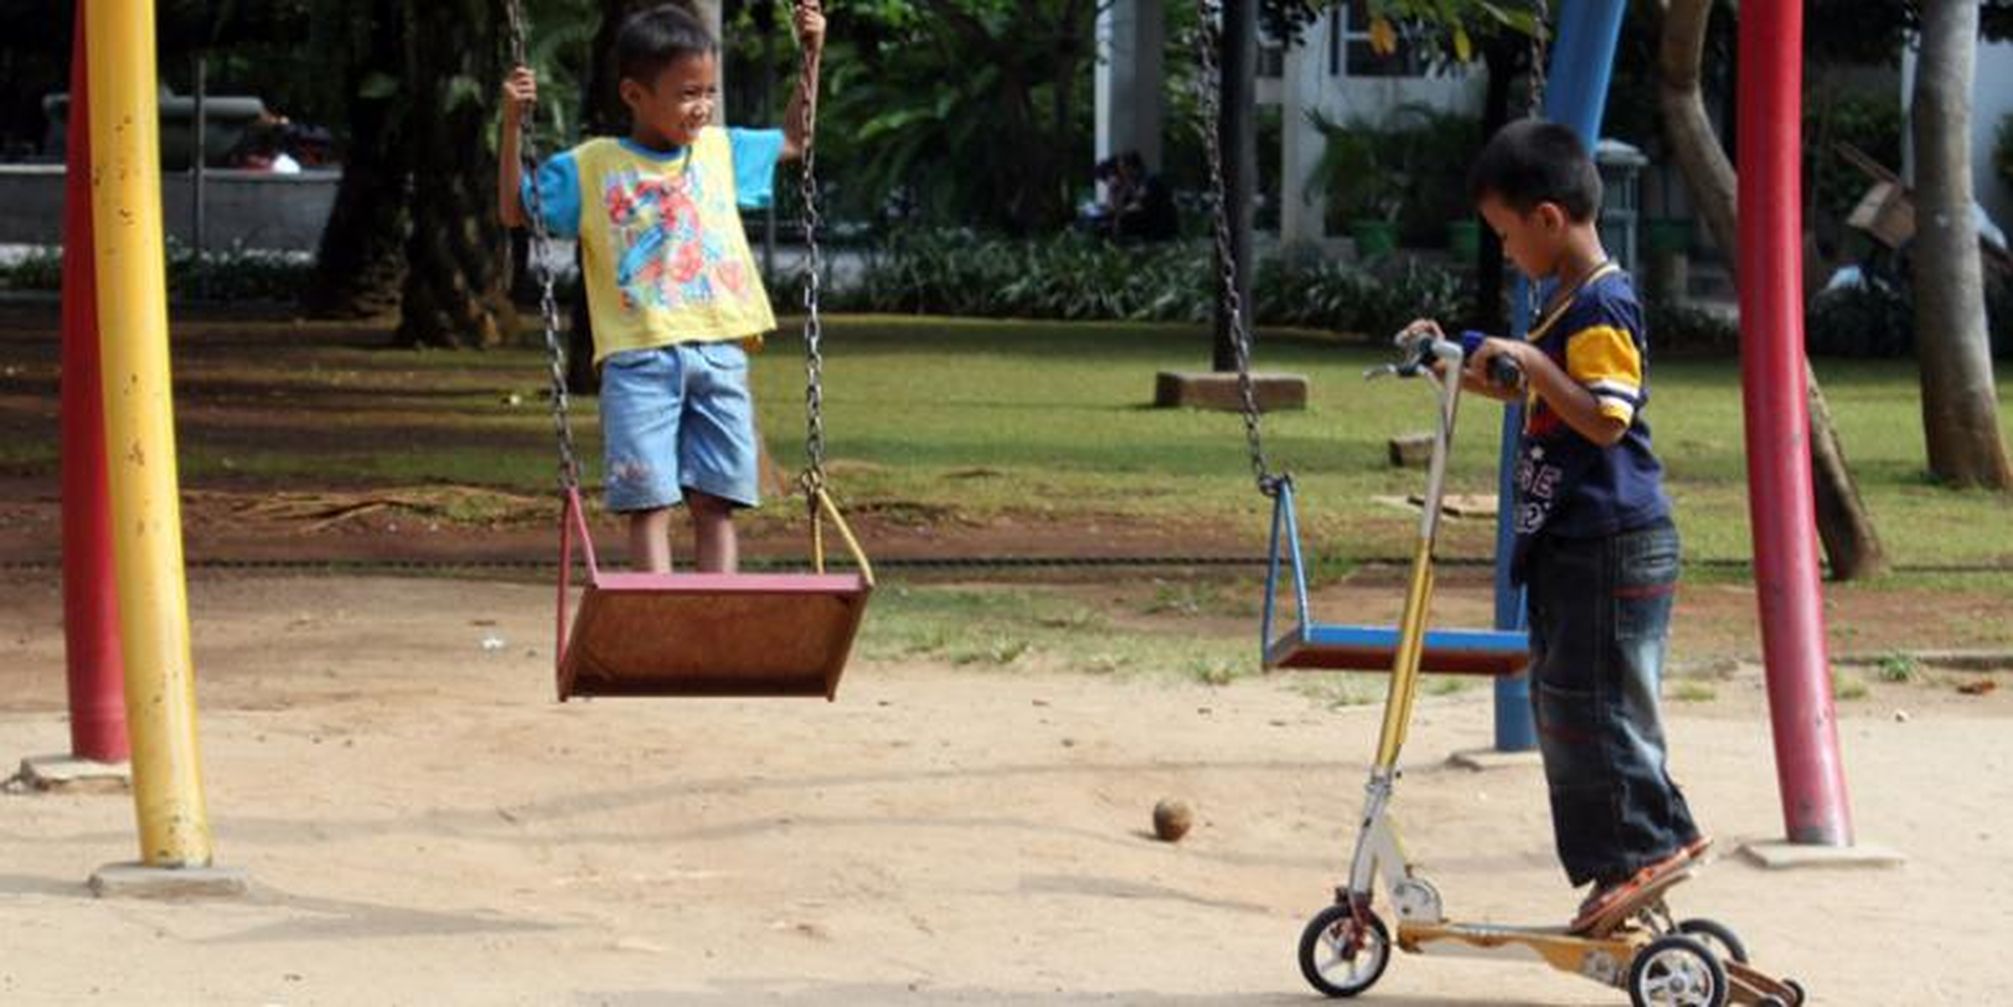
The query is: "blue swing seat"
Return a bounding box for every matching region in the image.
[1262,481,1530,677]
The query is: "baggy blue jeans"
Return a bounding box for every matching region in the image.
[1525,519,1703,887]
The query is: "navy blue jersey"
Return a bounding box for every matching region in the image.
[1512,267,1672,580]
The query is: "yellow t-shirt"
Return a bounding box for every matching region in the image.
[526,128,780,363]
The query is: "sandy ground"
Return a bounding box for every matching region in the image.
[3,574,2010,1006]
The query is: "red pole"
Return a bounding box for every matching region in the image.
[60,1,129,763]
[1735,0,1852,845]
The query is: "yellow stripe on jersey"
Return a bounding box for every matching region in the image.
[1565,324,1643,422]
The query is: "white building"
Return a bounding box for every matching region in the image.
[1096,1,1484,251]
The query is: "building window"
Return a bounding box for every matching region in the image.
[1342,2,1427,78]
[1258,43,1286,79]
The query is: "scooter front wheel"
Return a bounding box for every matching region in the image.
[1297,903,1391,998]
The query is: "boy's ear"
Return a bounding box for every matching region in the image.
[617,76,647,110]
[1535,201,1568,235]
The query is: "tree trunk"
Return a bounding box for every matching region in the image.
[396,1,514,348]
[1656,0,1889,578]
[303,0,408,319]
[1910,0,2013,489]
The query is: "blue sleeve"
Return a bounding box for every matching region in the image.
[727,127,787,210]
[519,150,582,238]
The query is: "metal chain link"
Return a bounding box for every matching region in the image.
[795,36,829,498]
[1523,0,1552,325]
[1191,0,1281,497]
[1526,0,1549,119]
[506,3,585,492]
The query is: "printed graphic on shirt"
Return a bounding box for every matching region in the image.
[600,163,752,313]
[1515,444,1564,537]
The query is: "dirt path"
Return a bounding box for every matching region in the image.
[3,574,2008,1004]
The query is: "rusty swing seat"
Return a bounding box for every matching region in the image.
[554,486,874,701]
[1261,480,1528,677]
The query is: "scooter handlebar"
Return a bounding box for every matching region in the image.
[1369,328,1524,391]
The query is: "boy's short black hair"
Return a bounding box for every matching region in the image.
[616,4,717,85]
[1468,119,1603,222]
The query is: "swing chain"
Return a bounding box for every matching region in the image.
[1526,0,1550,119]
[796,36,829,499]
[1522,0,1551,324]
[506,2,585,493]
[1191,0,1282,498]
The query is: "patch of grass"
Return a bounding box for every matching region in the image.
[1292,673,1387,709]
[1834,673,1871,701]
[1671,680,1719,703]
[7,313,2011,572]
[1424,676,1478,697]
[949,636,1032,666]
[1186,655,1248,686]
[859,584,1250,679]
[1875,652,1921,684]
[1139,580,1254,619]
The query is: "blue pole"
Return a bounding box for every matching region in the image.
[1492,0,1628,752]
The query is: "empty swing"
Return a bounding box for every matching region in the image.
[509,7,872,702]
[1187,7,1525,679]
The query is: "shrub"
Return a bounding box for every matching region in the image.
[808,230,1474,336]
[0,239,311,302]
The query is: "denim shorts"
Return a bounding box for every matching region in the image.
[597,341,760,512]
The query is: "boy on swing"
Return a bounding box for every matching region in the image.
[1409,119,1709,933]
[498,1,824,573]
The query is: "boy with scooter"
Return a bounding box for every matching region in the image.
[1419,118,1710,933]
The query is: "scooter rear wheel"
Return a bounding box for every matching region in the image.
[1297,903,1391,998]
[1673,918,1748,964]
[1628,934,1729,1007]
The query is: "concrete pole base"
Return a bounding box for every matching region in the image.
[89,862,250,899]
[15,754,131,794]
[1737,840,1907,870]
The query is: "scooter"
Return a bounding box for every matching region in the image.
[1295,329,1805,1007]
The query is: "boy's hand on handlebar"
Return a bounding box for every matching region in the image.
[1466,337,1531,391]
[1399,318,1450,375]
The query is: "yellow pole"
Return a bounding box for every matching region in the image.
[87,0,214,867]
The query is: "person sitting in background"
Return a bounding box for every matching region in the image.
[230,114,300,173]
[1112,151,1176,243]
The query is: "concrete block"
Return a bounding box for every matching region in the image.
[17,755,130,794]
[1153,371,1308,412]
[1388,432,1435,467]
[1737,840,1907,870]
[89,862,250,900]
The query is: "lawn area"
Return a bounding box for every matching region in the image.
[2,309,2010,569]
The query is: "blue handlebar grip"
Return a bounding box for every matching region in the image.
[1460,330,1522,388]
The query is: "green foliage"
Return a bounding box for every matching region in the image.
[1646,300,1741,356]
[1308,111,1405,228]
[1308,104,1478,244]
[0,241,311,302]
[1806,273,1916,358]
[789,0,1101,234]
[1807,268,2013,360]
[814,231,1474,336]
[1806,91,1905,235]
[1876,652,1921,683]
